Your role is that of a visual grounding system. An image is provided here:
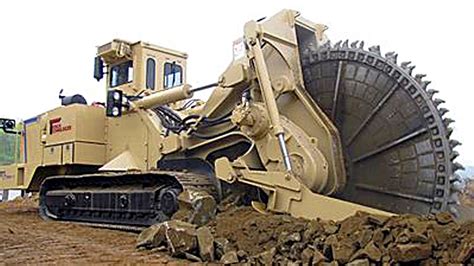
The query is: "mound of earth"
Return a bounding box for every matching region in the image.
[138,205,474,265]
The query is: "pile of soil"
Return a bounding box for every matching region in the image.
[139,204,474,265]
[0,193,38,210]
[211,207,474,264]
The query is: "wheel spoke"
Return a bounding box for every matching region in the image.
[331,61,344,120]
[352,127,428,163]
[347,84,398,146]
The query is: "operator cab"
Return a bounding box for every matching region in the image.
[94,39,188,97]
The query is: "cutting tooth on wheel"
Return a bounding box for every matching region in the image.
[434,98,445,106]
[368,45,381,55]
[439,108,449,116]
[443,118,455,127]
[449,139,461,149]
[427,89,438,98]
[450,150,460,160]
[453,162,465,171]
[401,61,411,70]
[350,40,359,48]
[385,52,398,63]
[446,127,453,137]
[421,80,431,90]
[342,39,349,48]
[302,41,460,216]
[415,74,427,83]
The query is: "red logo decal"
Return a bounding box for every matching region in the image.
[49,117,72,134]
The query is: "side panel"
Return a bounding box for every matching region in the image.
[74,142,106,165]
[0,104,107,191]
[105,112,149,170]
[43,145,62,165]
[0,165,21,189]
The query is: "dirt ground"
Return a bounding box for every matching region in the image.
[1,194,473,265]
[0,198,184,265]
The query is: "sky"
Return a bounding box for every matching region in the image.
[0,0,473,165]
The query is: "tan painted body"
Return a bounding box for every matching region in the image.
[0,10,392,221]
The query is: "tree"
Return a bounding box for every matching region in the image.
[0,129,21,165]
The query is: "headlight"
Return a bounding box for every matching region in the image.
[106,90,123,117]
[112,107,120,117]
[113,91,121,101]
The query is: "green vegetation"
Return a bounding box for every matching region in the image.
[0,130,21,165]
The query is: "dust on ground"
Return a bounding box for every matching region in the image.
[0,197,182,265]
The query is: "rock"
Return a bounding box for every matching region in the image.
[137,220,199,256]
[301,247,314,264]
[372,228,385,246]
[196,226,214,261]
[303,220,324,241]
[324,234,338,246]
[257,231,272,244]
[332,239,356,264]
[347,258,370,266]
[312,249,327,265]
[394,229,411,244]
[428,222,458,246]
[454,236,474,263]
[136,223,166,249]
[278,231,301,245]
[175,189,217,226]
[319,262,338,266]
[323,221,339,234]
[220,250,239,264]
[338,213,368,236]
[184,252,202,262]
[389,243,432,262]
[214,237,232,259]
[367,213,388,226]
[435,212,454,225]
[256,247,276,265]
[352,228,373,248]
[289,242,306,260]
[163,220,198,256]
[350,241,382,262]
[420,258,439,266]
[237,250,248,260]
[301,247,327,264]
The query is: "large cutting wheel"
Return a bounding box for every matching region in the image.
[301,41,462,216]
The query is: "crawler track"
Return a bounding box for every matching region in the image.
[39,171,219,228]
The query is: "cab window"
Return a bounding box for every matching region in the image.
[110,61,133,87]
[146,58,156,90]
[163,62,183,89]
